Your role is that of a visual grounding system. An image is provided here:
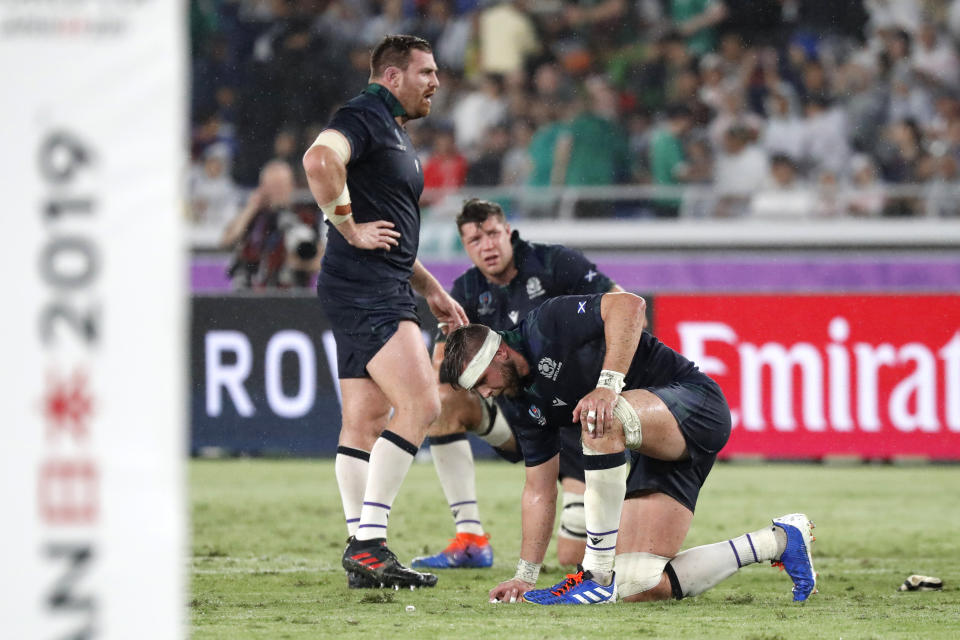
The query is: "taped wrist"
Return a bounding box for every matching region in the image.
[514,558,541,585]
[597,369,625,394]
[320,184,352,225]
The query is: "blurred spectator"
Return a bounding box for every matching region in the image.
[221,160,322,290]
[844,154,886,217]
[451,74,508,158]
[713,124,768,216]
[762,92,805,163]
[501,119,534,185]
[466,124,511,186]
[188,143,240,248]
[912,21,960,90]
[801,96,850,176]
[422,126,468,203]
[361,0,413,45]
[273,127,308,187]
[478,0,540,81]
[649,104,694,217]
[749,154,814,217]
[671,0,728,56]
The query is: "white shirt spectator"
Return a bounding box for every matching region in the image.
[801,104,850,176]
[189,145,240,249]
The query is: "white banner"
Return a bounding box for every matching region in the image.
[1,2,186,638]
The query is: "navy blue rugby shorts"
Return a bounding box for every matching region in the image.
[316,274,420,379]
[625,372,731,512]
[558,426,586,484]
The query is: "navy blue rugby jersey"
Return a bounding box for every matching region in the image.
[450,232,614,331]
[499,294,701,466]
[320,86,425,287]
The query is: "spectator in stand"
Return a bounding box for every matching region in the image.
[466,123,511,186]
[887,67,934,125]
[361,0,414,46]
[188,143,240,248]
[713,124,768,217]
[911,21,960,90]
[800,96,850,177]
[749,154,814,218]
[272,127,308,187]
[845,154,886,217]
[649,104,694,218]
[451,74,508,159]
[671,0,728,56]
[221,160,322,289]
[477,0,541,82]
[501,118,534,186]
[762,91,805,164]
[422,125,468,204]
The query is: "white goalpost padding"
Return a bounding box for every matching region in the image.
[1,3,186,638]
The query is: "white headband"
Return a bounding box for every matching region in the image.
[458,329,502,390]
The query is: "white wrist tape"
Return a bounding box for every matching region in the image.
[514,558,541,585]
[597,369,625,394]
[320,184,352,225]
[458,328,501,390]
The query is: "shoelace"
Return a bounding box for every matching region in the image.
[551,571,585,596]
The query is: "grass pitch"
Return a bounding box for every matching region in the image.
[191,458,958,639]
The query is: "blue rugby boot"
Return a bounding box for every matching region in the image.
[772,513,817,602]
[411,532,493,569]
[522,567,616,605]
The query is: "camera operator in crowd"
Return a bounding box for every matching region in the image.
[221,159,323,290]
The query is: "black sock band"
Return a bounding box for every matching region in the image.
[336,446,370,461]
[664,562,684,600]
[428,433,468,446]
[380,430,419,456]
[582,451,627,471]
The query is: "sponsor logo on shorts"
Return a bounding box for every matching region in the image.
[508,310,519,325]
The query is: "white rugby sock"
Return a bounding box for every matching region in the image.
[430,435,484,535]
[354,431,418,542]
[581,444,627,579]
[668,526,785,598]
[335,446,369,537]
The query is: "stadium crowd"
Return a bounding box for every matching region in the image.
[188,0,960,245]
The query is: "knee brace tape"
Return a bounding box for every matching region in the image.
[558,491,586,540]
[477,398,512,447]
[616,552,671,599]
[613,396,642,450]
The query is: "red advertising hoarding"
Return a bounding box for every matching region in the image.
[655,295,960,460]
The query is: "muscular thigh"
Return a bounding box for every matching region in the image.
[366,320,439,414]
[620,389,689,461]
[617,492,693,558]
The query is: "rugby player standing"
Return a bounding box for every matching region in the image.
[440,294,817,605]
[303,35,468,589]
[411,198,622,570]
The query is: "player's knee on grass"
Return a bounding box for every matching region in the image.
[616,552,673,602]
[475,398,512,448]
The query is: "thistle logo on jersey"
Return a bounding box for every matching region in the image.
[538,357,563,381]
[478,291,494,315]
[526,277,545,299]
[528,404,546,426]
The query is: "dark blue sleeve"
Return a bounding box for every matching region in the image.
[525,294,605,347]
[327,106,373,164]
[551,246,615,294]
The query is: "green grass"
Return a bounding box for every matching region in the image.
[190,459,959,639]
